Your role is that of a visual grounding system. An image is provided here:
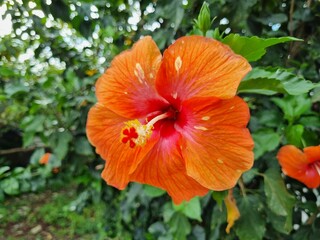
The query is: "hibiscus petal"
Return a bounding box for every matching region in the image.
[277,145,320,188]
[304,145,320,163]
[179,97,254,190]
[86,103,158,189]
[277,145,308,176]
[130,122,209,204]
[155,36,251,103]
[96,36,168,118]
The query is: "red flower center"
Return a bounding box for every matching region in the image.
[120,109,177,148]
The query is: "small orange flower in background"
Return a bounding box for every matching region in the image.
[52,167,60,174]
[277,145,320,188]
[39,153,60,174]
[39,153,51,165]
[86,36,254,204]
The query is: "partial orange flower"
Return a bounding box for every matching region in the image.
[277,145,320,188]
[86,36,254,204]
[39,153,51,165]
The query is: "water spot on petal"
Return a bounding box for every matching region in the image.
[201,116,210,121]
[217,158,224,164]
[175,56,182,72]
[134,63,145,84]
[194,125,208,131]
[230,106,235,110]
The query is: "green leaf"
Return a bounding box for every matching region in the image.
[235,195,266,240]
[49,0,70,22]
[22,131,35,147]
[242,168,259,184]
[222,34,301,61]
[252,129,280,159]
[30,148,45,165]
[169,212,191,240]
[0,166,10,177]
[143,185,166,198]
[1,177,19,195]
[267,210,293,234]
[21,115,46,132]
[311,86,320,103]
[0,66,16,77]
[64,68,80,93]
[50,131,73,160]
[263,168,295,232]
[285,124,304,147]
[4,83,28,97]
[74,137,93,156]
[272,94,312,123]
[238,67,315,95]
[299,116,320,130]
[194,1,212,36]
[148,222,167,236]
[173,197,202,221]
[212,190,228,207]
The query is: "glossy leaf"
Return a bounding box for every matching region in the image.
[173,197,202,221]
[222,34,301,62]
[169,212,191,240]
[212,190,228,207]
[263,168,295,232]
[252,129,281,159]
[74,137,94,156]
[238,67,315,95]
[143,185,166,198]
[1,177,19,195]
[0,166,10,176]
[236,195,266,240]
[272,94,312,123]
[285,124,304,147]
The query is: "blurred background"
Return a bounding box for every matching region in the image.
[0,0,319,239]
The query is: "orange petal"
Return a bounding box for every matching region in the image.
[130,122,209,204]
[156,36,251,103]
[224,189,240,234]
[39,153,51,165]
[96,36,168,119]
[277,145,320,188]
[277,145,309,177]
[304,145,320,163]
[179,97,254,190]
[86,103,158,189]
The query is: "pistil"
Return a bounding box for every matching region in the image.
[120,111,173,148]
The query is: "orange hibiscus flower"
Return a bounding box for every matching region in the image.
[277,145,320,188]
[86,36,254,204]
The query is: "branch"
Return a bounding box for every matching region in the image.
[0,144,45,155]
[238,177,247,197]
[289,0,295,37]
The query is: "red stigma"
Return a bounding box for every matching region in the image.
[122,127,138,148]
